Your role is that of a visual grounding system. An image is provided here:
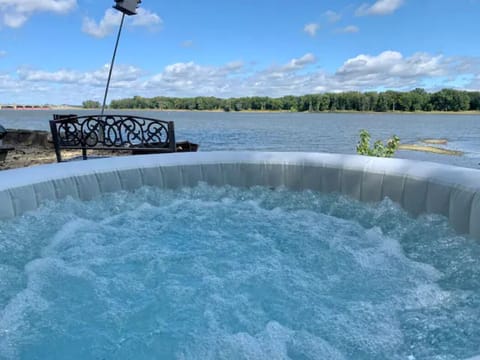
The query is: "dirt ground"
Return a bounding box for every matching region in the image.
[1,146,59,170]
[0,129,56,170]
[0,129,198,171]
[0,129,125,171]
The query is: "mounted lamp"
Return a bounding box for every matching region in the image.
[113,0,142,15]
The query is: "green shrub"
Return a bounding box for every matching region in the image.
[356,129,400,158]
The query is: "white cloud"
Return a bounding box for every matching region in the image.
[336,51,445,78]
[3,12,27,28]
[141,52,472,98]
[304,23,319,37]
[81,64,143,87]
[17,68,80,83]
[336,25,359,34]
[144,56,313,97]
[131,8,162,28]
[17,64,143,86]
[82,9,121,38]
[0,0,77,13]
[223,61,244,72]
[181,40,194,48]
[0,74,17,93]
[0,0,76,28]
[333,51,450,91]
[325,10,341,23]
[3,63,146,104]
[82,7,162,38]
[259,53,317,82]
[0,50,6,57]
[284,53,316,70]
[356,0,404,16]
[3,51,480,104]
[146,60,245,96]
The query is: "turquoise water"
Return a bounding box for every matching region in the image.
[0,184,479,359]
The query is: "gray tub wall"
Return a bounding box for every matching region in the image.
[0,152,479,238]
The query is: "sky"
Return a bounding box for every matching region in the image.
[0,0,480,105]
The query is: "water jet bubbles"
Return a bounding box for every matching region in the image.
[0,184,479,359]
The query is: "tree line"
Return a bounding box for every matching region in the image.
[83,88,480,112]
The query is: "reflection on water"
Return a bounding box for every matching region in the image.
[1,110,479,168]
[449,140,480,154]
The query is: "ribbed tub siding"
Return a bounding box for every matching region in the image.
[0,152,479,238]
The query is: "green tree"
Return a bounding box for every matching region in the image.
[468,91,480,110]
[431,89,470,111]
[82,100,101,109]
[408,88,429,111]
[375,94,389,112]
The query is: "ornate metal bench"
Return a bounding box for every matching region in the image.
[49,114,193,162]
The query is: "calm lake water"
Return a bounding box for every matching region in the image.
[1,110,480,169]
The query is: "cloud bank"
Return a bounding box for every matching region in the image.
[2,51,479,104]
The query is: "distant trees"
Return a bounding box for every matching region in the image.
[102,88,480,113]
[82,100,101,109]
[430,89,470,111]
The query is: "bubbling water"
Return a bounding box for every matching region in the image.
[0,184,479,359]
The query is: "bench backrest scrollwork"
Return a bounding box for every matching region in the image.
[49,114,176,162]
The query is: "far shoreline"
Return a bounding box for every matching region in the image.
[42,108,480,115]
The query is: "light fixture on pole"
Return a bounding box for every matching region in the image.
[100,0,142,116]
[114,0,142,15]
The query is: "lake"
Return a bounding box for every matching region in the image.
[1,110,479,169]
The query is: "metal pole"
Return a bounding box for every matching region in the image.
[101,12,126,116]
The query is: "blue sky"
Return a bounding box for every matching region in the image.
[0,0,480,105]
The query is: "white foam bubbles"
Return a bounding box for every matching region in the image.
[178,321,346,360]
[0,184,478,359]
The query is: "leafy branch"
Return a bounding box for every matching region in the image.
[356,129,400,158]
